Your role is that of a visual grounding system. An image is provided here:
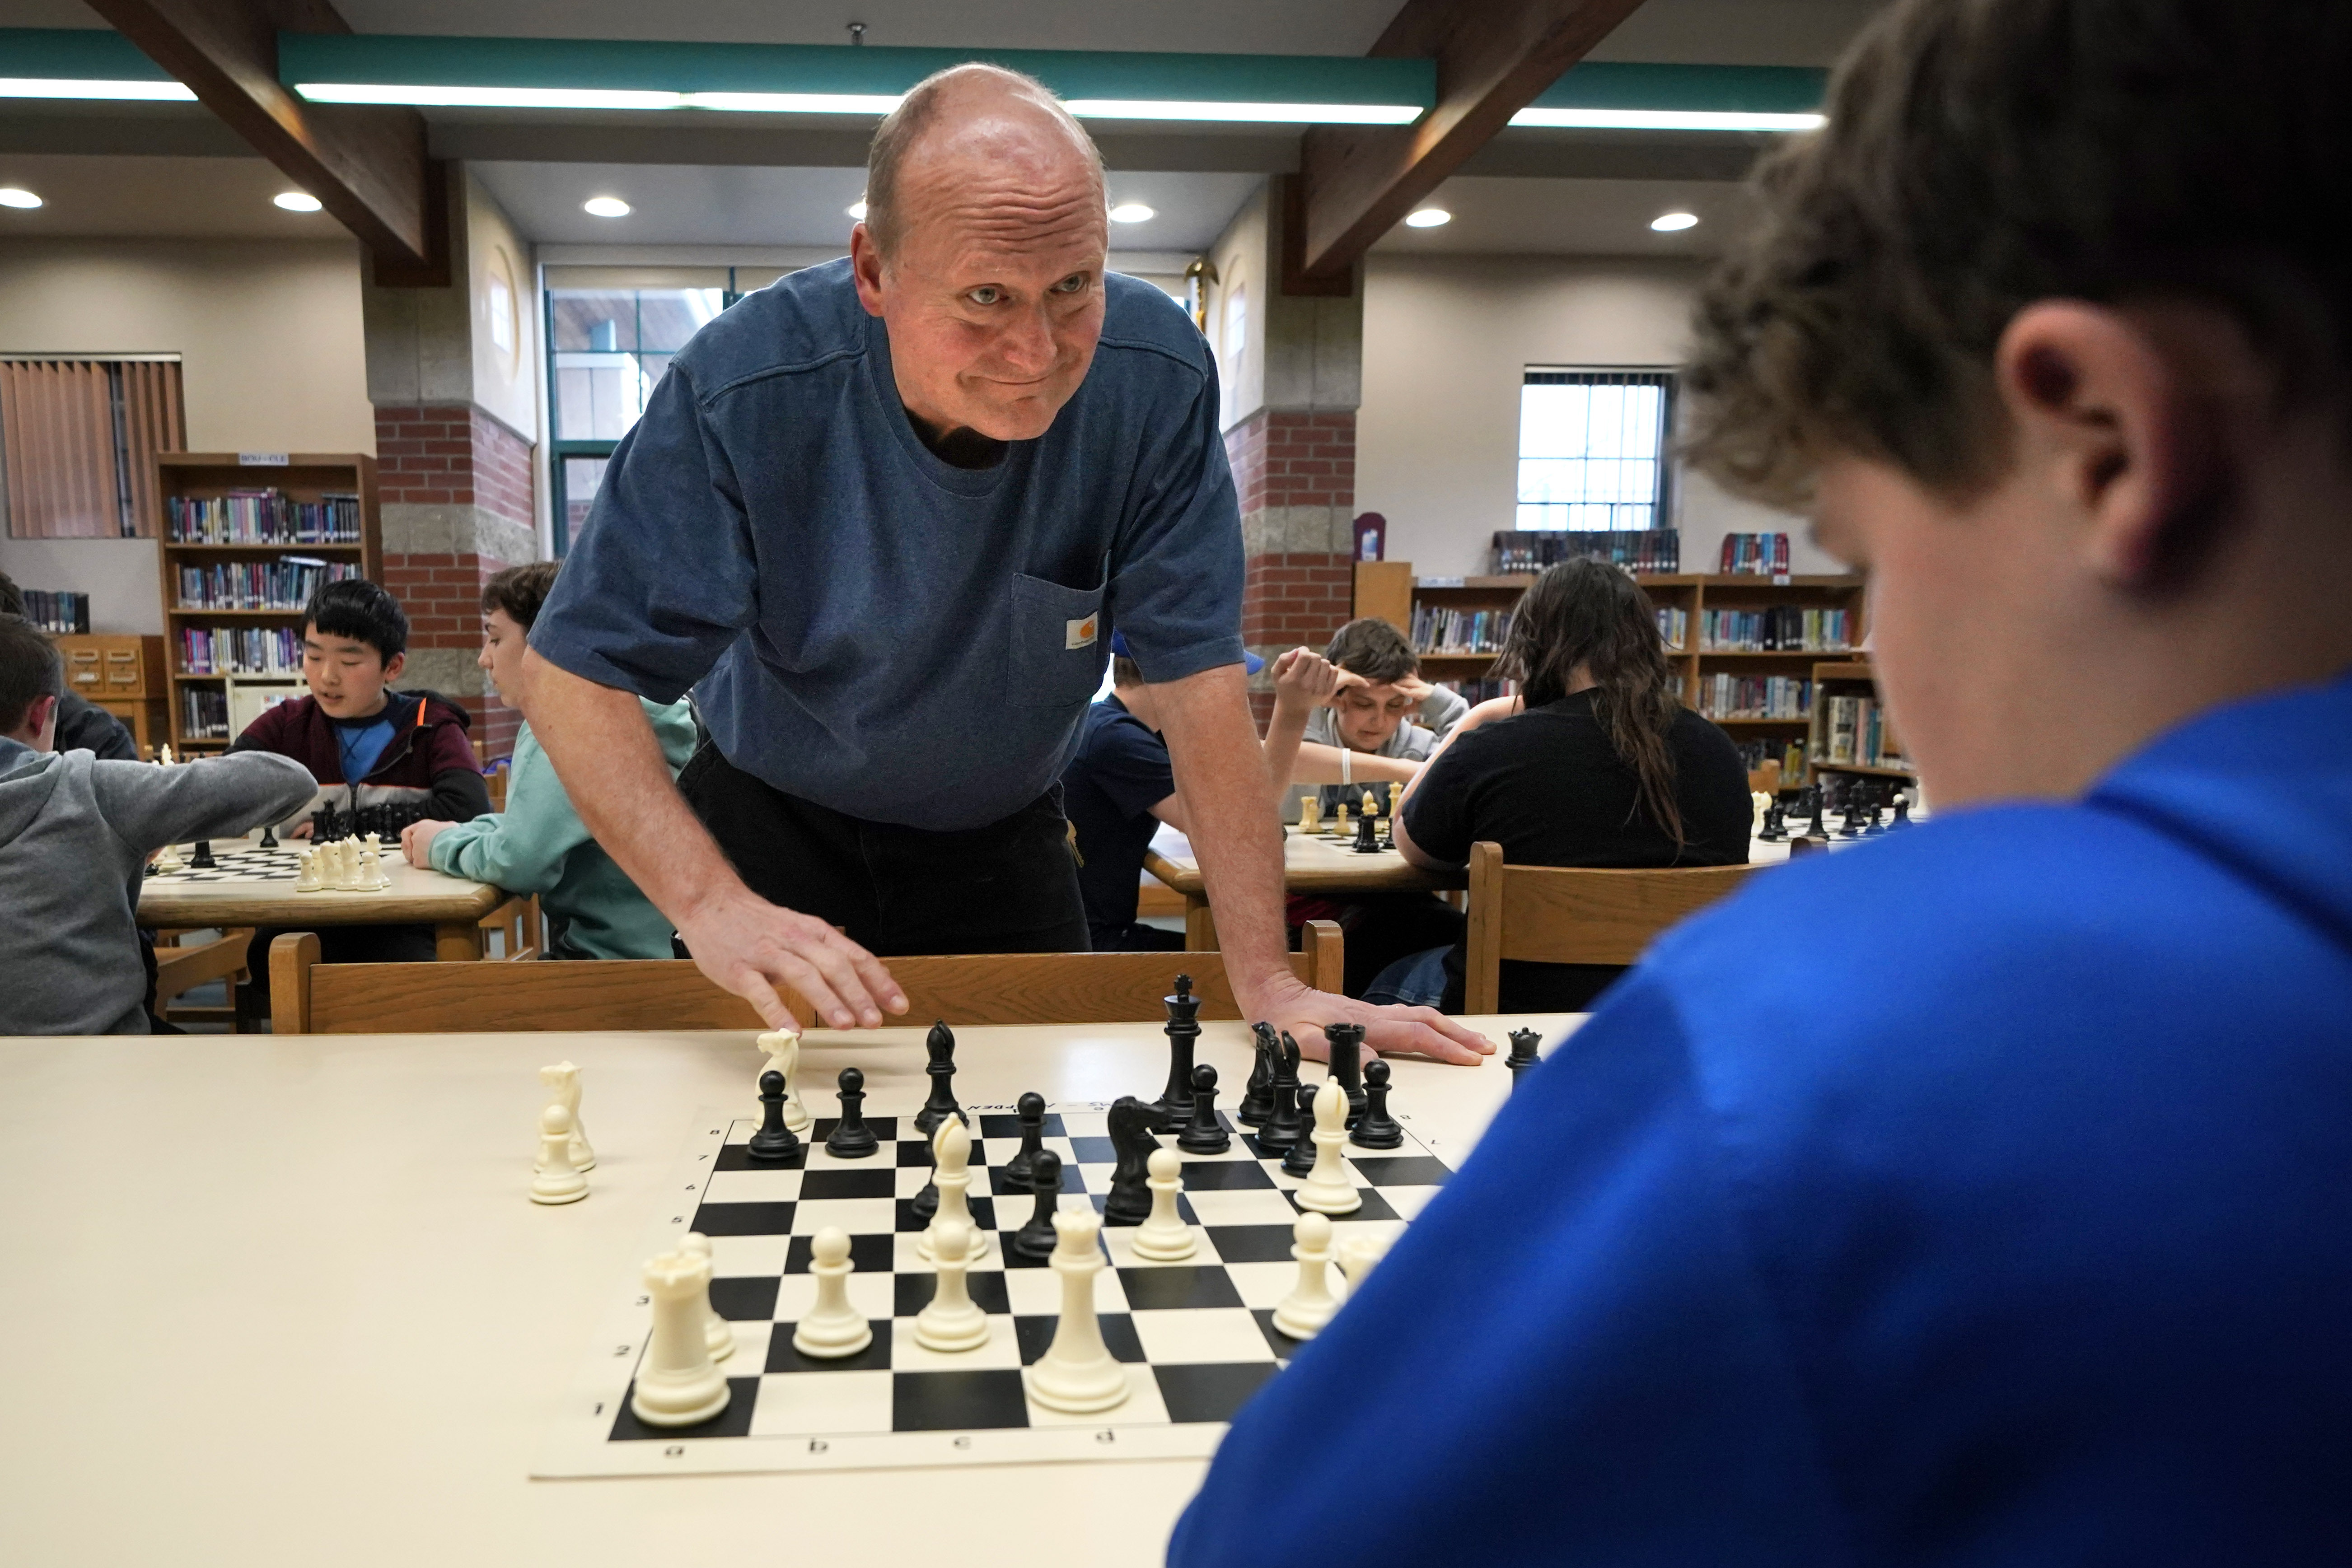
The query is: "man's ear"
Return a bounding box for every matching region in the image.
[849,223,887,317]
[1992,300,2229,588]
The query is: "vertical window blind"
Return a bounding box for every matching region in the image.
[0,355,186,539]
[1516,368,1674,531]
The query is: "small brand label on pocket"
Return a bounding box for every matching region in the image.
[1066,614,1098,650]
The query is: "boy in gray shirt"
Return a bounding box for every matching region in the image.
[0,616,315,1034]
[1295,618,1469,817]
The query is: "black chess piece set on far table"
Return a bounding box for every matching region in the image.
[309,798,430,845]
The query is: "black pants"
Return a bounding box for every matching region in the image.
[679,743,1091,957]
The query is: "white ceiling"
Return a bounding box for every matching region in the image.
[1371,176,1761,257]
[0,151,347,238]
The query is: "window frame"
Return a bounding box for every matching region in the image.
[1514,366,1677,534]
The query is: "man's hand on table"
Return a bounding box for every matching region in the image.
[1248,972,1493,1066]
[399,817,450,868]
[676,887,910,1033]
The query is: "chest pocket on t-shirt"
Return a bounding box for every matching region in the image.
[1009,570,1108,709]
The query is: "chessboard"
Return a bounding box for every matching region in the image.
[143,844,305,884]
[533,1094,1463,1479]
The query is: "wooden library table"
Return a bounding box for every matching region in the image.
[1145,826,1465,951]
[0,1013,1573,1568]
[136,829,519,960]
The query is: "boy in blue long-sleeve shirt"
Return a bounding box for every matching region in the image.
[1174,2,2352,1563]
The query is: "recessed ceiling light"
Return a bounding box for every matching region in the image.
[1108,202,1155,224]
[583,196,631,218]
[274,191,323,213]
[1650,210,1700,232]
[0,187,42,210]
[846,199,868,220]
[1403,207,1451,229]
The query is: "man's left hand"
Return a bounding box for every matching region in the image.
[401,817,451,868]
[1248,973,1493,1065]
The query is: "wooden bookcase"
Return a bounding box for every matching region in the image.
[152,453,381,751]
[1357,563,1868,788]
[1809,658,1915,784]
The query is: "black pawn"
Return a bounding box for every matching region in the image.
[748,1069,800,1162]
[1324,1022,1367,1126]
[1237,1022,1278,1127]
[1350,1059,1404,1150]
[915,1020,963,1138]
[824,1066,878,1158]
[1280,1084,1320,1176]
[258,822,279,849]
[1102,1097,1159,1226]
[1152,975,1201,1133]
[1012,1148,1063,1260]
[1254,1032,1305,1153]
[1758,803,1786,842]
[910,1135,940,1222]
[1352,809,1379,853]
[1891,796,1913,828]
[189,840,216,869]
[1177,1063,1231,1155]
[1505,1029,1542,1092]
[1001,1091,1047,1189]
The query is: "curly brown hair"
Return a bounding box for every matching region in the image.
[481,561,561,632]
[1682,0,2352,510]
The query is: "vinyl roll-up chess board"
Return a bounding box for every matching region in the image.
[533,1096,1462,1478]
[142,845,304,883]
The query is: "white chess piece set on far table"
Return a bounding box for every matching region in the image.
[295,832,392,893]
[529,1061,597,1205]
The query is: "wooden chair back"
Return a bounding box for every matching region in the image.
[1462,842,1759,1013]
[150,926,254,1025]
[270,919,1342,1035]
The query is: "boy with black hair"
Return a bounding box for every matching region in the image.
[0,614,313,1034]
[0,569,138,760]
[1178,0,2352,1560]
[231,578,490,831]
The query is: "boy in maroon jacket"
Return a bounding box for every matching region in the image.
[231,579,490,831]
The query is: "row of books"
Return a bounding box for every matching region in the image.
[178,686,230,741]
[174,558,356,611]
[1434,677,1520,706]
[1733,737,1808,778]
[1411,605,1513,656]
[1655,606,1689,650]
[1719,532,1793,575]
[178,625,303,677]
[1491,529,1681,575]
[1697,673,1812,720]
[16,588,90,635]
[1820,694,1902,767]
[1698,606,1852,651]
[167,490,362,546]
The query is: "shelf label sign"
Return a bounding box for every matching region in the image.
[237,452,290,467]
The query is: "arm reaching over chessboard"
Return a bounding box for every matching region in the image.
[92,751,319,861]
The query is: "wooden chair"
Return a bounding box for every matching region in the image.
[269,919,1342,1035]
[1462,842,1759,1013]
[151,926,256,1025]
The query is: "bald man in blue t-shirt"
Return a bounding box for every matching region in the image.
[523,64,1486,1064]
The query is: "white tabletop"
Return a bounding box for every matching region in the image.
[0,1014,1575,1568]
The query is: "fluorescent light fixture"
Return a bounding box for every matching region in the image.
[1403,208,1451,229]
[685,90,904,114]
[0,186,42,209]
[1064,98,1417,124]
[274,191,323,213]
[299,82,685,110]
[0,76,196,101]
[292,80,1420,124]
[1510,106,1824,132]
[1108,202,1155,224]
[1650,210,1699,232]
[583,196,632,218]
[846,199,868,220]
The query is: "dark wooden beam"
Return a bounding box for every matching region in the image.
[1295,0,1650,282]
[79,0,444,279]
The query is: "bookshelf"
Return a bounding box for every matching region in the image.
[152,453,381,751]
[1809,658,1914,782]
[1356,562,1867,788]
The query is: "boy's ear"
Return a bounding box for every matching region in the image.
[382,650,406,683]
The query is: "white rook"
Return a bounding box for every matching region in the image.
[629,1246,731,1427]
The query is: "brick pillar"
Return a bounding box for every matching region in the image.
[374,404,537,762]
[1230,409,1359,726]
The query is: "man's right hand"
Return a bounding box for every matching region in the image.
[675,887,909,1033]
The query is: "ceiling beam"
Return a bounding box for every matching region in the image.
[76,0,443,277]
[1296,0,1650,282]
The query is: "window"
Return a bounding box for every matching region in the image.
[1515,369,1673,531]
[0,356,185,538]
[544,283,729,554]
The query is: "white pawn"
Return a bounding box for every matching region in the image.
[1130,1147,1196,1261]
[755,1029,811,1135]
[1295,1078,1362,1215]
[1272,1210,1340,1340]
[1337,1232,1390,1287]
[153,839,184,871]
[1028,1207,1129,1414]
[913,1218,989,1352]
[294,848,322,892]
[916,1114,974,1264]
[529,1104,588,1204]
[538,1060,595,1171]
[678,1231,734,1361]
[628,1246,730,1427]
[791,1227,872,1358]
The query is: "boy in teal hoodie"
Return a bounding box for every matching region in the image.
[399,564,695,959]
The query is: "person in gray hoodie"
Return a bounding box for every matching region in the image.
[0,615,315,1034]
